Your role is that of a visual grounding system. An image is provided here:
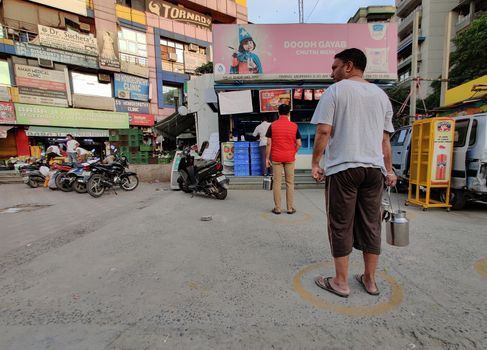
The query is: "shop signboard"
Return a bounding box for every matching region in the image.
[16,87,68,107]
[38,25,98,57]
[115,99,150,114]
[259,89,292,113]
[15,65,66,91]
[26,126,109,137]
[147,0,211,29]
[114,73,149,101]
[14,103,129,129]
[15,43,98,69]
[129,113,154,126]
[213,24,398,82]
[0,102,15,124]
[431,120,454,185]
[27,0,87,16]
[98,30,121,71]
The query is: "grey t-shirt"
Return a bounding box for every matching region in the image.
[310,79,394,176]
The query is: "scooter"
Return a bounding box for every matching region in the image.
[23,165,49,188]
[177,147,229,200]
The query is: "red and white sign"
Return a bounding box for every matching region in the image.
[15,65,67,91]
[259,89,292,113]
[129,113,154,126]
[0,102,16,124]
[431,119,454,185]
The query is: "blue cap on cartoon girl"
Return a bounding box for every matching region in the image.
[230,26,263,74]
[239,27,253,43]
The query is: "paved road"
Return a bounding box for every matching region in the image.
[0,183,486,349]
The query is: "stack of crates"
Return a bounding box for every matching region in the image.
[249,141,262,176]
[233,142,250,176]
[109,128,149,164]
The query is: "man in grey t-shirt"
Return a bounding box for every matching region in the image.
[311,48,397,298]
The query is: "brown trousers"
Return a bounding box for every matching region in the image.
[325,167,384,257]
[272,161,295,211]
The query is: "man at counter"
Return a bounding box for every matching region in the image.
[252,115,271,175]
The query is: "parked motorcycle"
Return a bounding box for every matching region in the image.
[87,155,139,198]
[177,147,229,200]
[23,165,49,188]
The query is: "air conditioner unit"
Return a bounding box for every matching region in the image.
[98,73,111,83]
[188,43,198,52]
[168,53,178,61]
[38,58,54,69]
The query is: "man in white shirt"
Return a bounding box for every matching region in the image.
[311,48,397,298]
[66,134,79,163]
[252,115,271,175]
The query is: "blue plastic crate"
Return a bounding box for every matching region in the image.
[234,148,249,155]
[250,149,261,156]
[249,141,260,148]
[234,142,250,148]
[234,155,250,162]
[251,170,263,176]
[234,170,250,176]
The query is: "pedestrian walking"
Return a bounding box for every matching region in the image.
[252,115,271,175]
[65,134,79,163]
[265,104,301,215]
[310,48,397,298]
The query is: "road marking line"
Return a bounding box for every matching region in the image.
[293,261,403,316]
[474,257,487,280]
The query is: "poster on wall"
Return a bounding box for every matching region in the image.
[0,102,16,124]
[98,31,121,71]
[114,73,149,101]
[213,23,398,82]
[314,89,325,100]
[303,89,313,101]
[259,89,292,113]
[431,119,454,185]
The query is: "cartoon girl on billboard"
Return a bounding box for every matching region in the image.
[230,27,263,74]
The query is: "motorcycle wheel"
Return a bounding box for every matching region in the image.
[73,181,87,194]
[120,174,139,191]
[57,174,74,192]
[178,176,192,193]
[27,177,39,188]
[214,187,227,200]
[87,174,106,198]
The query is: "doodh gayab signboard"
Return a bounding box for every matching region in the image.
[213,24,397,82]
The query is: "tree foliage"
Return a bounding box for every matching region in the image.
[194,62,213,74]
[449,13,487,89]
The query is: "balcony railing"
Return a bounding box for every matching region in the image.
[398,6,422,35]
[396,0,422,17]
[0,23,38,43]
[120,52,149,67]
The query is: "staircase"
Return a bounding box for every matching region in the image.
[0,170,23,184]
[228,169,325,190]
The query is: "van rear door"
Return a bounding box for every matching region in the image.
[451,118,471,189]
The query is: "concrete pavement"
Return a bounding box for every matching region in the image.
[0,183,486,349]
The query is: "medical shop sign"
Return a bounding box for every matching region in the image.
[114,73,149,101]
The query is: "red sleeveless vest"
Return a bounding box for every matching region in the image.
[271,116,298,163]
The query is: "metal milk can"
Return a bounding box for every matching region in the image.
[384,187,410,247]
[263,175,273,191]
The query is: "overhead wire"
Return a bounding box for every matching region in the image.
[306,0,321,23]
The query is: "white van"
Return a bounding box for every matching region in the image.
[390,113,487,209]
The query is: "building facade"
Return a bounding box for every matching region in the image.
[347,5,396,24]
[0,0,247,159]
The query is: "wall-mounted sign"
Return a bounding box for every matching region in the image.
[129,113,154,126]
[259,89,292,113]
[38,25,98,57]
[15,65,66,91]
[114,73,149,101]
[0,102,15,124]
[27,0,87,16]
[98,30,120,71]
[213,24,398,82]
[14,103,129,129]
[26,126,109,137]
[147,0,212,28]
[15,43,98,69]
[15,87,68,107]
[115,99,150,114]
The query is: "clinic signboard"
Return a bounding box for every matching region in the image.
[114,73,149,101]
[38,25,98,56]
[115,99,150,114]
[14,103,129,129]
[15,43,98,69]
[213,23,398,82]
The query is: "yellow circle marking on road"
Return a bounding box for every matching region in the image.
[261,211,312,224]
[293,261,403,316]
[474,257,487,280]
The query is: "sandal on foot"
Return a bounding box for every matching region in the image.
[287,208,296,214]
[355,274,380,295]
[314,276,349,298]
[271,208,281,215]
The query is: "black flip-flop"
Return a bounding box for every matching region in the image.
[355,274,380,295]
[287,208,296,214]
[271,208,281,215]
[314,276,349,298]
